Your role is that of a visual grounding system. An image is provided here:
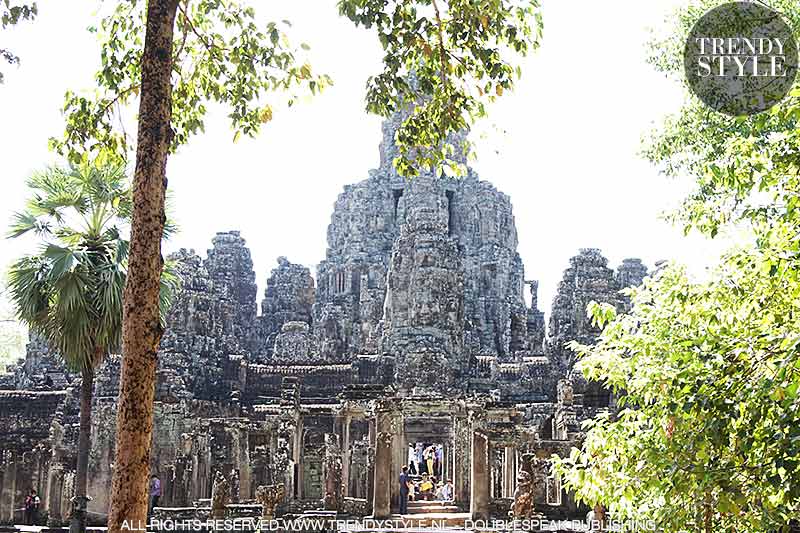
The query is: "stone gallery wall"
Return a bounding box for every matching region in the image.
[0,387,79,524]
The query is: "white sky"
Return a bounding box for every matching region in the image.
[0,0,725,324]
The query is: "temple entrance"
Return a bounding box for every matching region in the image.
[406,441,443,478]
[397,416,459,517]
[361,396,531,522]
[397,418,460,521]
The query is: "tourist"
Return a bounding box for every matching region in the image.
[440,479,454,501]
[23,490,32,525]
[418,473,434,501]
[415,443,424,474]
[24,489,40,525]
[435,444,443,476]
[424,445,435,476]
[407,443,417,474]
[399,466,410,514]
[148,474,162,517]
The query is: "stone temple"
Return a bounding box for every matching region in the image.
[0,112,648,527]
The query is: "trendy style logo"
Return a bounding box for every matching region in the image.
[684,2,798,115]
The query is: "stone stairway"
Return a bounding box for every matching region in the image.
[396,501,468,528]
[405,501,460,515]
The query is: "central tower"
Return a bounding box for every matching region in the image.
[380,175,466,394]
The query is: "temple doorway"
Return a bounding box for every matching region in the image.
[399,414,459,511]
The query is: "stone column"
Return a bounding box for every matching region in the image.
[191,453,200,503]
[173,458,187,507]
[293,418,304,500]
[335,412,352,499]
[235,427,251,501]
[366,419,376,512]
[372,409,392,518]
[0,455,17,524]
[442,443,450,484]
[503,445,516,498]
[46,462,64,525]
[342,415,351,498]
[470,432,489,521]
[390,412,404,510]
[322,434,342,511]
[453,417,470,504]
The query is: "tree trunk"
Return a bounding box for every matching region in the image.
[593,503,607,531]
[69,365,94,533]
[108,2,178,532]
[703,490,713,533]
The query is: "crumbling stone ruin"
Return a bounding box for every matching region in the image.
[0,111,648,526]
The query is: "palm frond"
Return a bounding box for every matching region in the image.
[7,256,51,326]
[93,261,125,357]
[42,244,83,280]
[115,238,130,263]
[163,193,180,240]
[48,268,94,370]
[8,211,51,238]
[27,167,89,217]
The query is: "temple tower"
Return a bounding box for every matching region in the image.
[380,176,466,393]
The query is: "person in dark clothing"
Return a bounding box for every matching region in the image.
[23,491,32,525]
[399,466,410,515]
[24,489,40,525]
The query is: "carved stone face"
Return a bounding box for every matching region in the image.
[411,279,442,327]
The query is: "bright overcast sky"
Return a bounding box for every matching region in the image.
[0,0,724,321]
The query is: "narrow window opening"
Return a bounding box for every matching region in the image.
[445,190,455,235]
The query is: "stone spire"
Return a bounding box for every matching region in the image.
[259,257,315,357]
[525,280,546,355]
[616,257,648,311]
[313,110,531,364]
[546,249,647,371]
[205,231,258,354]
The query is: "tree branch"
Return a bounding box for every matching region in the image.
[430,0,448,90]
[177,0,218,54]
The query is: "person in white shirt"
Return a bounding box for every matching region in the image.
[440,480,454,501]
[407,443,418,474]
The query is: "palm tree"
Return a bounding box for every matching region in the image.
[6,163,177,533]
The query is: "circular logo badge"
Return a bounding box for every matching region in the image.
[684,2,798,116]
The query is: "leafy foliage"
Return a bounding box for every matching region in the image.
[555,253,800,531]
[643,0,800,237]
[51,0,542,178]
[0,0,37,83]
[339,0,542,176]
[6,164,178,371]
[49,0,331,166]
[553,1,800,531]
